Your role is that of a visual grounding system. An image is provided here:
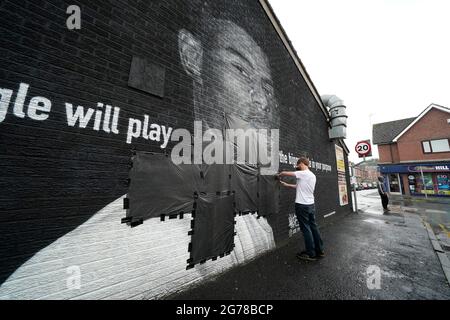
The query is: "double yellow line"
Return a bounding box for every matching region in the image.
[438,224,450,238]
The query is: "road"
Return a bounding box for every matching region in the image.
[355,189,450,283]
[355,189,450,255]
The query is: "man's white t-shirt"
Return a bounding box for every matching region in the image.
[295,169,316,205]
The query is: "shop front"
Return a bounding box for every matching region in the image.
[379,162,450,197]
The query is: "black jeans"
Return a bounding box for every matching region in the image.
[380,193,389,210]
[295,203,324,257]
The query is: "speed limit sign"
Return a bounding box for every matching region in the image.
[355,140,372,158]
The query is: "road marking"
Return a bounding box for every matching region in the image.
[363,218,384,224]
[439,224,450,238]
[425,209,448,214]
[403,207,418,212]
[364,209,383,215]
[324,211,336,218]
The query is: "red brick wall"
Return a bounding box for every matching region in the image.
[378,143,400,163]
[378,144,390,163]
[397,108,450,162]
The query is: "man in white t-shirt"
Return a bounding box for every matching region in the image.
[279,157,324,261]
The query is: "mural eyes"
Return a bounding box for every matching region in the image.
[263,84,274,99]
[232,63,251,81]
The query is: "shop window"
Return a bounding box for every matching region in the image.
[437,174,450,195]
[388,174,401,193]
[422,139,450,153]
[407,175,416,193]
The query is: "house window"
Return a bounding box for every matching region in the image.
[422,138,450,153]
[422,141,431,153]
[431,139,450,152]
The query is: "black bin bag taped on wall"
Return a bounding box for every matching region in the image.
[224,113,259,165]
[194,163,231,194]
[127,152,197,220]
[190,193,235,264]
[231,164,258,213]
[258,174,280,217]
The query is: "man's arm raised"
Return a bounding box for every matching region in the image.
[278,171,297,177]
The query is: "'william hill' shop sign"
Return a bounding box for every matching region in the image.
[410,165,450,172]
[379,163,450,173]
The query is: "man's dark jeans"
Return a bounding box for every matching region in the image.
[380,193,389,210]
[295,203,324,257]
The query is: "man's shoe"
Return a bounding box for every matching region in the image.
[296,252,317,261]
[316,251,325,258]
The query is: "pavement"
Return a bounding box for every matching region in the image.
[167,190,450,300]
[355,190,450,259]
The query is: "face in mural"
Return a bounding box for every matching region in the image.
[179,19,279,130]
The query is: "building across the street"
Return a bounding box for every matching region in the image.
[353,159,379,183]
[373,104,450,197]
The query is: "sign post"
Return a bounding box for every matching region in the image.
[420,166,428,199]
[354,140,373,214]
[350,168,358,213]
[355,140,372,158]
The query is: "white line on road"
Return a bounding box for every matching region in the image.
[425,209,449,214]
[324,211,336,218]
[403,207,418,212]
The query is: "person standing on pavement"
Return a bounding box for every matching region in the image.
[377,176,390,213]
[279,157,324,261]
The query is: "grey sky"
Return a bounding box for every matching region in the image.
[270,0,450,163]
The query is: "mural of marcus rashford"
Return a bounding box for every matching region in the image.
[0,1,280,299]
[178,17,279,130]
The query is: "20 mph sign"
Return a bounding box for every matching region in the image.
[355,140,372,158]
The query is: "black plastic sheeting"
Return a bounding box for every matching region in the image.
[190,193,235,265]
[224,113,259,165]
[127,152,197,220]
[258,173,280,217]
[194,163,232,194]
[231,164,258,213]
[127,111,280,265]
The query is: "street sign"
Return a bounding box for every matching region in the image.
[355,140,372,158]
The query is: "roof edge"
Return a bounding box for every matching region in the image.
[392,104,450,142]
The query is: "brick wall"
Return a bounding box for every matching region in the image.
[0,0,352,299]
[397,108,450,162]
[378,144,400,164]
